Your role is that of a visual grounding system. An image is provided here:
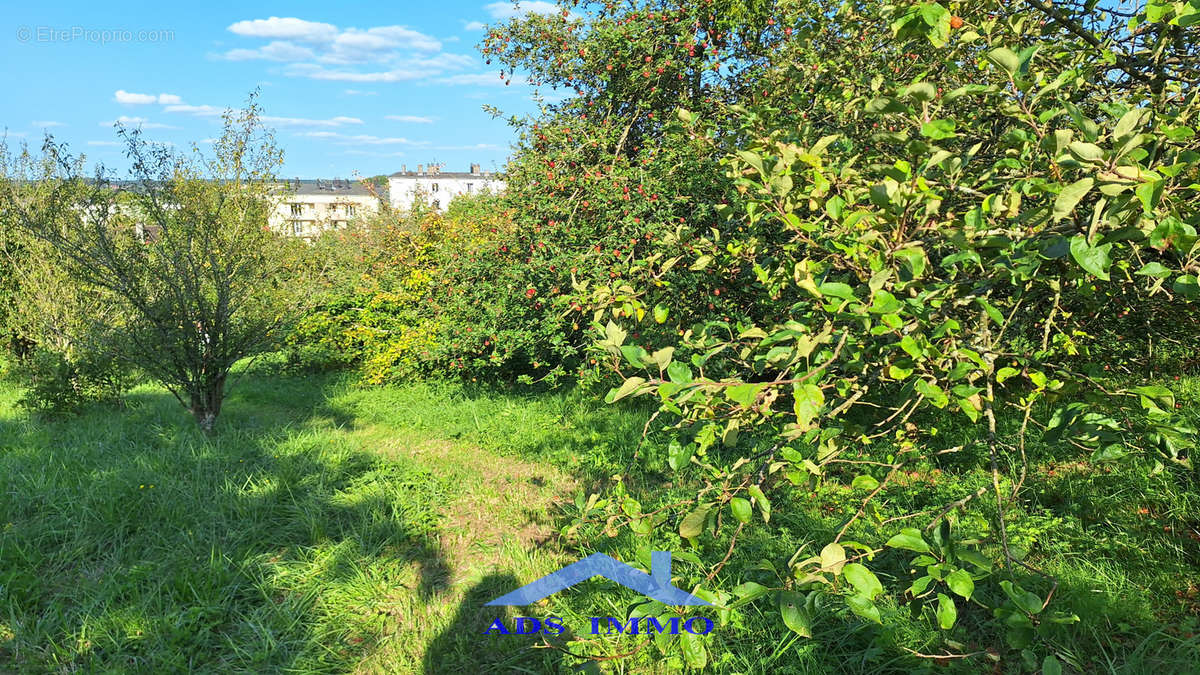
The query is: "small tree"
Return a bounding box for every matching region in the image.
[0,98,313,432]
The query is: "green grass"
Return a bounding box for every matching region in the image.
[1,366,1199,673]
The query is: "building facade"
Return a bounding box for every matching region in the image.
[270,178,384,239]
[387,163,504,213]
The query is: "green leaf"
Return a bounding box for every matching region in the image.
[1069,236,1112,280]
[605,377,648,403]
[652,304,669,324]
[904,82,937,102]
[794,383,825,430]
[1042,655,1063,675]
[727,383,764,407]
[732,581,769,603]
[843,563,883,600]
[620,344,651,368]
[1067,141,1105,163]
[895,247,927,279]
[680,630,707,668]
[1136,180,1164,214]
[730,497,752,524]
[886,528,931,553]
[845,592,882,623]
[1113,108,1146,140]
[1136,262,1172,278]
[820,542,847,574]
[851,474,881,491]
[679,506,711,539]
[1173,274,1200,299]
[945,569,975,600]
[914,379,949,408]
[667,441,694,471]
[936,593,958,629]
[899,335,922,359]
[1053,178,1094,221]
[921,119,957,140]
[1001,580,1045,615]
[667,361,693,384]
[747,485,771,523]
[819,282,855,300]
[987,47,1020,76]
[779,591,812,637]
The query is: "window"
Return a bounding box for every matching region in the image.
[327,203,338,213]
[347,205,356,216]
[431,183,439,192]
[290,204,303,216]
[466,183,474,192]
[291,221,304,235]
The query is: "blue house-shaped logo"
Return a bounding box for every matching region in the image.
[486,551,710,606]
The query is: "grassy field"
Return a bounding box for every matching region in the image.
[1,365,1199,673]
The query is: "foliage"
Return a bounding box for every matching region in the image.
[0,96,314,432]
[566,0,1200,667]
[16,347,134,416]
[286,191,513,383]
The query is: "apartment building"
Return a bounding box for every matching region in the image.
[387,163,504,213]
[271,178,384,239]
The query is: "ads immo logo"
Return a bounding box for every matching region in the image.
[486,551,709,606]
[483,551,714,637]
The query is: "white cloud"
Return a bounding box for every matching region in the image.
[262,115,363,128]
[344,149,407,157]
[439,72,527,87]
[286,64,425,82]
[223,41,315,62]
[226,17,338,43]
[464,21,487,31]
[32,120,66,128]
[164,104,224,116]
[101,116,177,129]
[225,17,467,82]
[485,1,562,19]
[115,90,183,105]
[321,26,441,64]
[434,143,502,151]
[299,131,428,145]
[386,115,435,124]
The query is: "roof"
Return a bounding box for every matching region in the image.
[283,178,379,197]
[388,171,500,179]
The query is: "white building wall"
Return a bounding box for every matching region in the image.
[388,174,505,213]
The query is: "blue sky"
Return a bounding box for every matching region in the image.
[1,1,562,178]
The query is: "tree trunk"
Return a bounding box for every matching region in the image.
[190,377,225,434]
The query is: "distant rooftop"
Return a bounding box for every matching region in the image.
[389,162,499,179]
[282,178,378,197]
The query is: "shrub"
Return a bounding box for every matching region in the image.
[562,0,1199,666]
[18,347,135,416]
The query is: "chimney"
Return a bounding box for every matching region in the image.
[471,163,481,175]
[416,164,424,175]
[401,164,407,173]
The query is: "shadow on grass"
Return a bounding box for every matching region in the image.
[421,573,590,674]
[0,372,450,672]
